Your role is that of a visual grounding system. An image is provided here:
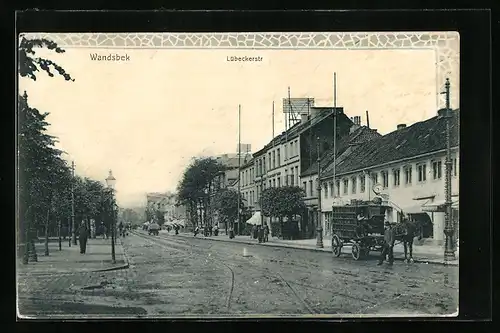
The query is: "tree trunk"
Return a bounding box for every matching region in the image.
[29,216,38,262]
[86,216,91,238]
[22,217,30,264]
[44,204,51,256]
[279,216,284,239]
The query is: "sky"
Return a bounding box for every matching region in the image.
[19,43,441,208]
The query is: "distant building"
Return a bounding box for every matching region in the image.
[146,192,180,222]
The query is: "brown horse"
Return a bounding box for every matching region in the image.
[392,218,423,263]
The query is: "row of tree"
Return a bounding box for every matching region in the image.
[176,157,307,237]
[18,36,116,263]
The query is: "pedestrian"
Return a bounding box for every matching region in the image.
[77,223,89,254]
[264,224,269,242]
[257,225,263,243]
[378,221,395,266]
[102,224,108,239]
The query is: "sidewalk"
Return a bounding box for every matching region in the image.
[179,232,459,266]
[17,237,129,276]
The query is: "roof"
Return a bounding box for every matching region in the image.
[301,126,381,177]
[321,109,460,178]
[253,107,344,157]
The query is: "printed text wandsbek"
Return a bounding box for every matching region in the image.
[90,53,131,61]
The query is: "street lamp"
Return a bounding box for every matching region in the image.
[316,137,324,248]
[441,78,456,261]
[105,169,117,264]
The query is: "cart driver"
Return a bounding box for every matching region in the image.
[356,210,371,237]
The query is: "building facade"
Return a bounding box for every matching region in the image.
[320,109,460,244]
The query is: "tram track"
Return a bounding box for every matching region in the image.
[126,231,454,315]
[129,231,236,312]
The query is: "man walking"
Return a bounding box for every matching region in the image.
[264,224,269,242]
[77,224,89,254]
[378,221,394,265]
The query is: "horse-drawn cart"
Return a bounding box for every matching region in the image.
[330,200,389,260]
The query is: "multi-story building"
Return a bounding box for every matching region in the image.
[296,107,361,238]
[250,101,368,239]
[320,109,460,245]
[240,158,256,212]
[146,192,177,222]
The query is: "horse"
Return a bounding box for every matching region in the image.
[392,218,423,263]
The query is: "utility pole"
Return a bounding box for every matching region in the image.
[71,161,77,245]
[442,78,456,261]
[316,137,323,248]
[333,72,338,200]
[58,219,62,251]
[237,104,241,236]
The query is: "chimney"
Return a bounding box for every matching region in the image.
[437,108,451,118]
[354,116,361,126]
[366,110,370,128]
[397,124,407,130]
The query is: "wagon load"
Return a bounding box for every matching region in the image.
[330,200,388,260]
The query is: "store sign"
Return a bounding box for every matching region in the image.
[422,204,444,213]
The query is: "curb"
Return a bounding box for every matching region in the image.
[178,233,459,267]
[92,238,130,273]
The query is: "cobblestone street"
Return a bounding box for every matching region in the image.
[17,231,458,318]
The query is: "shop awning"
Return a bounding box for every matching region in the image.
[403,201,429,214]
[245,212,262,225]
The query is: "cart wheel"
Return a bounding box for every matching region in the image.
[331,235,342,257]
[351,243,361,260]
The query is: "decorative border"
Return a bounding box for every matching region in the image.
[22,32,459,109]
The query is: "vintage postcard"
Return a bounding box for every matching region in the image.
[16,31,459,319]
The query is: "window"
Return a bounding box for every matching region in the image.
[263,159,266,173]
[360,175,366,192]
[295,166,299,185]
[330,182,334,197]
[393,168,400,187]
[372,173,378,185]
[273,179,276,187]
[290,168,295,186]
[295,140,299,155]
[381,170,388,188]
[343,179,349,195]
[303,181,307,193]
[277,148,281,167]
[336,180,340,196]
[418,163,427,182]
[452,157,458,176]
[290,142,293,158]
[351,177,357,194]
[404,166,412,184]
[324,184,328,198]
[277,177,281,187]
[269,180,272,188]
[309,180,313,196]
[285,169,288,185]
[272,151,276,169]
[432,160,442,180]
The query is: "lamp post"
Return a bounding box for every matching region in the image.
[105,169,117,264]
[442,78,456,261]
[316,136,324,248]
[71,161,77,245]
